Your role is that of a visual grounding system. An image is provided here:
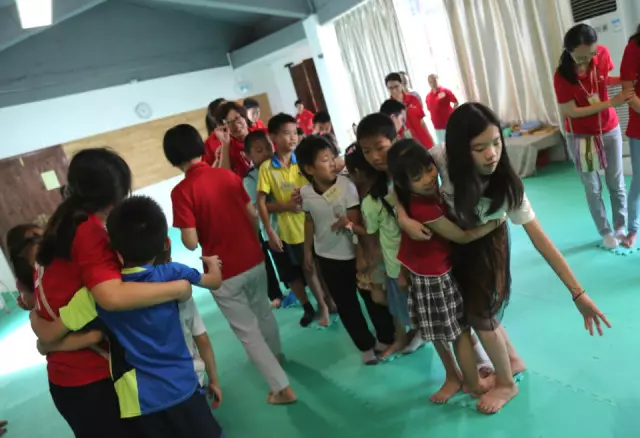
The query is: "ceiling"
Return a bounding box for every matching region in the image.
[0,0,319,54]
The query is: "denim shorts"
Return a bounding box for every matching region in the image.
[385,276,410,326]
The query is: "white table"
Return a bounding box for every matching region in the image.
[505,130,567,178]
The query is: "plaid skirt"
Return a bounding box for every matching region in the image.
[408,270,465,342]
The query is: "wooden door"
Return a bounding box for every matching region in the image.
[289,58,328,114]
[0,146,68,258]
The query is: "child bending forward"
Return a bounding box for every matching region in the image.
[389,140,503,403]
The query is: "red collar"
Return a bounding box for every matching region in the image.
[186,161,209,175]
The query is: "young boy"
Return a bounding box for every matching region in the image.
[295,100,314,135]
[380,99,409,141]
[296,136,395,364]
[45,196,225,437]
[257,114,330,327]
[243,131,286,308]
[164,123,296,405]
[312,111,333,135]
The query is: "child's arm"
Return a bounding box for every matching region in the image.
[194,332,222,403]
[258,191,283,252]
[426,216,505,244]
[199,256,223,290]
[346,207,368,236]
[91,280,192,312]
[396,199,433,241]
[37,330,103,355]
[303,212,315,272]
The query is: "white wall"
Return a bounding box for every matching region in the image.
[0,66,239,160]
[0,66,239,290]
[234,41,313,116]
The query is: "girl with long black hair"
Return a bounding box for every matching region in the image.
[554,24,633,249]
[621,24,640,247]
[28,148,191,437]
[398,103,610,414]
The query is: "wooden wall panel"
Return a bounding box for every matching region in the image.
[62,107,207,190]
[62,93,272,191]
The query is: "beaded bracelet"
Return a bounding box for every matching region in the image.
[572,291,585,302]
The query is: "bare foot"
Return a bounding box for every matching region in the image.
[478,366,494,378]
[270,299,282,309]
[268,387,297,405]
[317,309,330,327]
[477,383,519,414]
[463,374,495,398]
[379,341,407,360]
[623,232,637,248]
[510,356,526,375]
[430,376,461,404]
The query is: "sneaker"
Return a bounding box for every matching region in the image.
[615,229,627,242]
[299,308,316,327]
[402,333,426,354]
[602,233,619,249]
[281,293,298,308]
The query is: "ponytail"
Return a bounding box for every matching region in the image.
[557,50,578,84]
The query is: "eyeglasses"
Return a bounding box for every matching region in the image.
[223,115,246,127]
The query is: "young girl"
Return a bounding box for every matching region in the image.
[296,136,394,364]
[398,102,610,414]
[388,139,503,403]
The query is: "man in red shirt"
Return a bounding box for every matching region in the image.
[620,27,640,247]
[295,100,315,135]
[426,74,458,145]
[385,73,433,149]
[163,124,297,405]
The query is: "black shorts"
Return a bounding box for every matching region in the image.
[270,242,305,285]
[127,390,223,438]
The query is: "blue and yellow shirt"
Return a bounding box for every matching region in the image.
[60,262,202,418]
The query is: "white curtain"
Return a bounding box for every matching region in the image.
[335,0,411,116]
[445,0,574,125]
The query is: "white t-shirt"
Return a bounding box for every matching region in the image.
[301,175,360,260]
[178,298,207,386]
[429,145,536,225]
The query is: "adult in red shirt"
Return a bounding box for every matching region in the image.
[295,99,314,135]
[163,124,297,405]
[621,25,640,247]
[426,74,458,145]
[553,24,632,249]
[28,148,190,438]
[385,72,434,149]
[209,101,257,178]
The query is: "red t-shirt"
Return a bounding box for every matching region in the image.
[553,45,619,135]
[620,40,640,139]
[35,215,118,386]
[171,162,263,280]
[426,87,458,130]
[398,195,452,277]
[253,119,266,130]
[402,93,434,149]
[296,109,315,135]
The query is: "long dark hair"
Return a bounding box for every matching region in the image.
[630,24,640,45]
[445,103,524,228]
[37,148,132,266]
[387,139,435,214]
[6,224,42,293]
[557,24,598,84]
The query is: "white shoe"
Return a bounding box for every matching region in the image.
[402,333,426,354]
[602,233,619,249]
[614,229,627,242]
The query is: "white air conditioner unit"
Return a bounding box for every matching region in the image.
[569,0,632,151]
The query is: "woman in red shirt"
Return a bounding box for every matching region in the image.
[621,25,640,247]
[385,72,434,149]
[212,101,257,178]
[426,74,458,145]
[29,148,191,438]
[553,24,633,249]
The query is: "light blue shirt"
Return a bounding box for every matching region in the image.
[244,168,278,239]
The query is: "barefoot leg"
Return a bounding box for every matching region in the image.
[430,342,462,403]
[304,267,330,326]
[268,386,298,405]
[453,331,481,393]
[380,321,407,359]
[498,325,526,375]
[623,232,637,248]
[475,326,518,414]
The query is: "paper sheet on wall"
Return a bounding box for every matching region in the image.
[41,170,61,191]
